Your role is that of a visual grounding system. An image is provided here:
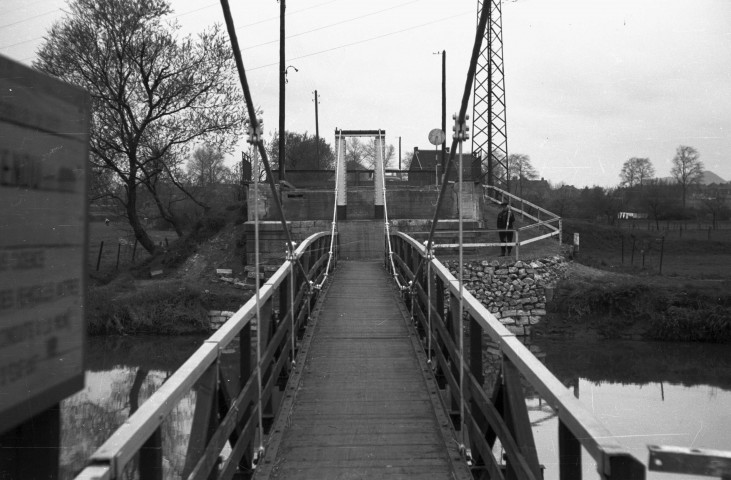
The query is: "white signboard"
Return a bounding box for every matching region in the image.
[0,55,89,432]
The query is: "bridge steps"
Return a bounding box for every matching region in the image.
[254,261,470,480]
[336,220,384,261]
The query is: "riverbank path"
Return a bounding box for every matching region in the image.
[253,260,471,480]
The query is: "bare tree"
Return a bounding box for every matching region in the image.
[35,0,246,253]
[643,181,679,230]
[670,145,704,209]
[507,153,538,197]
[702,189,729,229]
[620,157,655,187]
[364,138,396,169]
[187,145,231,187]
[268,131,335,172]
[345,138,368,170]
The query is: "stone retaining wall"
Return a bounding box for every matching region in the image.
[444,256,567,336]
[208,310,235,330]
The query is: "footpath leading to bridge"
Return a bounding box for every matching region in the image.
[254,260,471,480]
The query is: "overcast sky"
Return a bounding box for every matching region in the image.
[2,0,729,187]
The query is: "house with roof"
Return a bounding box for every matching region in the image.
[407,147,481,186]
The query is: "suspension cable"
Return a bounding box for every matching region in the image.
[220,0,309,284]
[314,129,341,290]
[380,130,405,290]
[251,143,265,461]
[410,1,490,285]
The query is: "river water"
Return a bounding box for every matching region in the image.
[60,336,206,479]
[61,336,731,479]
[525,338,731,480]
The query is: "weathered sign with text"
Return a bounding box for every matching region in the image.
[0,55,89,433]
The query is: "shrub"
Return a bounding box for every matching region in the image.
[548,278,731,342]
[649,306,731,343]
[87,281,210,335]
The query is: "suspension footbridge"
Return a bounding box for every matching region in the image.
[70,0,730,478]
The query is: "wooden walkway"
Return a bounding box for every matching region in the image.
[255,261,471,480]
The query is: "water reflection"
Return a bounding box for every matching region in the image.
[60,336,204,479]
[62,334,730,480]
[525,338,731,480]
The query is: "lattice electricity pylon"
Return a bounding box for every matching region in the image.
[471,0,509,190]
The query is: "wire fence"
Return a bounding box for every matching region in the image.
[619,219,731,241]
[88,224,171,274]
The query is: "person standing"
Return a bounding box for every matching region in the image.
[497,201,515,256]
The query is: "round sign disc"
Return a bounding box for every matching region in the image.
[428,128,445,146]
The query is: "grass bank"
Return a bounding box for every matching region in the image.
[87,278,246,335]
[539,279,731,343]
[86,206,250,335]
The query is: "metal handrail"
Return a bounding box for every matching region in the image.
[389,230,646,479]
[484,184,560,224]
[75,231,335,480]
[482,184,562,259]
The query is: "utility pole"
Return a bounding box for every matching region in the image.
[278,0,286,181]
[398,136,401,171]
[313,90,320,168]
[441,50,446,173]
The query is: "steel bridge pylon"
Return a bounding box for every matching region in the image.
[472,0,509,191]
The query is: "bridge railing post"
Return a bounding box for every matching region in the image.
[182,361,219,480]
[559,419,582,480]
[448,292,462,426]
[502,357,542,479]
[468,314,486,466]
[604,453,646,480]
[260,296,275,432]
[139,427,163,480]
[434,275,447,389]
[239,322,254,470]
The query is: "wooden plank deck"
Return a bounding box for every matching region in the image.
[254,261,471,480]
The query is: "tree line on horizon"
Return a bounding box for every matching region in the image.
[519,145,729,229]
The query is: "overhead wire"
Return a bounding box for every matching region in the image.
[0,8,58,29]
[6,4,469,69]
[237,0,339,29]
[0,0,305,52]
[241,0,421,51]
[248,11,470,71]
